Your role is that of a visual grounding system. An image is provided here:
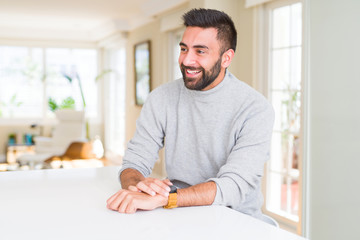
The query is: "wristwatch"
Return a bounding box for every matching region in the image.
[163,185,178,209]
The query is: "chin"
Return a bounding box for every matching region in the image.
[184,78,200,89]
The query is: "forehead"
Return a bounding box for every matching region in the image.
[181,27,220,50]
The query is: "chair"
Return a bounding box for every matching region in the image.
[43,141,104,169]
[46,141,96,161]
[261,214,279,227]
[18,109,86,168]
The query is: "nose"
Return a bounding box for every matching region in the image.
[180,50,197,67]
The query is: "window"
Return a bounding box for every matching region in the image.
[103,48,126,158]
[0,46,98,120]
[169,28,184,81]
[0,46,43,118]
[260,0,304,228]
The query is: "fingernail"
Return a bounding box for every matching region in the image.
[166,187,171,191]
[151,191,156,196]
[165,192,169,197]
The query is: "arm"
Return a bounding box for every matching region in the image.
[171,100,274,210]
[107,88,174,213]
[207,101,275,212]
[120,168,145,190]
[177,181,216,207]
[106,180,216,213]
[119,87,168,190]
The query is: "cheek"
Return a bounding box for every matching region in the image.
[178,55,185,65]
[196,60,209,70]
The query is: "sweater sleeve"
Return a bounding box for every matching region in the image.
[119,89,166,178]
[208,100,274,212]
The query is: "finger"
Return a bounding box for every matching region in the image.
[140,179,171,197]
[106,190,122,208]
[163,179,173,186]
[107,190,121,204]
[118,194,133,213]
[136,181,156,196]
[108,191,127,211]
[148,182,170,197]
[128,185,140,192]
[125,204,137,214]
[153,178,172,192]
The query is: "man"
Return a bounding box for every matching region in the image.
[107,8,274,220]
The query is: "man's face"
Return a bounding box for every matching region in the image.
[179,27,225,91]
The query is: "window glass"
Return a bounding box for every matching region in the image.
[46,48,98,118]
[169,28,184,81]
[0,46,43,118]
[0,46,98,119]
[272,6,290,48]
[173,31,183,80]
[266,1,302,222]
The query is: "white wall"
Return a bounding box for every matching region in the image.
[307,0,360,239]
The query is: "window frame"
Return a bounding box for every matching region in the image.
[168,27,185,82]
[253,0,306,234]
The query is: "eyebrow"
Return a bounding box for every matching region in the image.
[179,42,209,50]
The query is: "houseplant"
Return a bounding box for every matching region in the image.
[60,69,112,140]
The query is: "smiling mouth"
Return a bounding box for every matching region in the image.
[185,69,202,77]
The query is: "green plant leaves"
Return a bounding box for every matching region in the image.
[60,97,75,109]
[62,74,73,83]
[48,96,75,112]
[48,97,59,112]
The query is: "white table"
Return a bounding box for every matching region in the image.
[0,167,307,240]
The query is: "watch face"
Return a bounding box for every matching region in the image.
[169,185,178,193]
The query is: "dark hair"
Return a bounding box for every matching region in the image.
[182,8,237,53]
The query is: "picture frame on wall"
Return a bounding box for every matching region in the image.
[134,40,151,106]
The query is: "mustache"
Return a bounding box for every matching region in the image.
[180,64,203,71]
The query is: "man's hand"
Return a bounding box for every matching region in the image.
[129,178,173,197]
[120,169,172,198]
[106,189,168,213]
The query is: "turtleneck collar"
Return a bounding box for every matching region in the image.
[182,70,231,101]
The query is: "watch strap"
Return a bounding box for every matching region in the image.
[163,192,178,209]
[163,185,178,209]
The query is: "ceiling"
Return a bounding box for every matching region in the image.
[0,0,188,42]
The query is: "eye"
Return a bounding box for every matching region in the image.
[197,49,205,54]
[180,47,188,52]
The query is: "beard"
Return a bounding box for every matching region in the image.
[181,56,222,91]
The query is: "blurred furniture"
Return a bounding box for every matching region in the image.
[6,144,35,163]
[44,141,103,169]
[0,154,5,163]
[17,109,86,169]
[46,141,95,160]
[35,109,86,155]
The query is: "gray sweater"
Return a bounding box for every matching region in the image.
[121,71,274,219]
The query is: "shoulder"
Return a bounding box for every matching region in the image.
[226,72,274,118]
[147,79,183,103]
[153,78,183,94]
[226,72,260,98]
[141,79,183,115]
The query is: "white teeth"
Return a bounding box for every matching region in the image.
[187,70,201,74]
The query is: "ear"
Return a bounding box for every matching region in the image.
[221,49,235,68]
